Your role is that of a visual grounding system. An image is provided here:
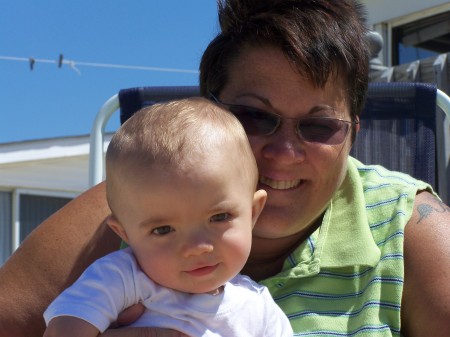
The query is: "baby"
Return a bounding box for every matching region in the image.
[43,97,293,336]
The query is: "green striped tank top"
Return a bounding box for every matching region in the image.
[260,157,433,336]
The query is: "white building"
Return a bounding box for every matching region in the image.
[0,135,111,265]
[362,0,450,68]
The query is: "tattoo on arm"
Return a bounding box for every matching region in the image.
[417,197,450,224]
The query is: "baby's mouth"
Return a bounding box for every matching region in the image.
[259,176,302,190]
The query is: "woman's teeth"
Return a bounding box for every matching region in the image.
[259,176,301,190]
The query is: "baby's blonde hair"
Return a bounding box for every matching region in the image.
[106,97,258,212]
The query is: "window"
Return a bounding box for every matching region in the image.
[0,190,73,265]
[0,191,12,265]
[19,194,72,242]
[392,12,450,65]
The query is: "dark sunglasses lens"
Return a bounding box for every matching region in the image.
[229,106,278,135]
[298,118,348,144]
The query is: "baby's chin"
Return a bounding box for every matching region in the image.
[183,282,227,295]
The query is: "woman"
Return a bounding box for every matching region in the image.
[1,1,449,336]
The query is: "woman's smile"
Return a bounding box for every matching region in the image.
[259,176,302,190]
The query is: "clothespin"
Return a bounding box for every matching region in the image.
[58,54,64,68]
[29,57,35,71]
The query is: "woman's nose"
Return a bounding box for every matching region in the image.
[261,122,306,164]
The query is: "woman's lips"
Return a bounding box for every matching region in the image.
[259,176,302,190]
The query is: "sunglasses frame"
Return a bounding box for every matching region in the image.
[209,92,358,145]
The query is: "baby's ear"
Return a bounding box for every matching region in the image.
[251,189,267,228]
[106,214,129,244]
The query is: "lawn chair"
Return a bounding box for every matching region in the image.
[89,86,199,187]
[88,83,450,203]
[350,82,450,203]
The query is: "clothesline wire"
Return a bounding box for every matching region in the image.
[0,55,199,75]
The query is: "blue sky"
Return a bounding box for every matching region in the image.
[0,0,218,144]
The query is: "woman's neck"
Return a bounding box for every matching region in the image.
[243,218,322,281]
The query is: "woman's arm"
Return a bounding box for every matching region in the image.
[44,316,100,337]
[402,191,450,336]
[0,182,121,337]
[101,328,188,337]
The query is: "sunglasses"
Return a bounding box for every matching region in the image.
[210,93,357,145]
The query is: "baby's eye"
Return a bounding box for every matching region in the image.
[151,226,174,235]
[210,213,230,222]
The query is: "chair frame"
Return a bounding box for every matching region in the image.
[88,85,450,202]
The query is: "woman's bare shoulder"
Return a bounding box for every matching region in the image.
[402,191,450,337]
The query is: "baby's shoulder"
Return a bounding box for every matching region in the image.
[228,274,267,294]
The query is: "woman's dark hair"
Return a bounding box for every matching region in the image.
[200,0,370,124]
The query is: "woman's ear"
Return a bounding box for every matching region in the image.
[106,214,129,244]
[355,115,360,133]
[251,189,267,228]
